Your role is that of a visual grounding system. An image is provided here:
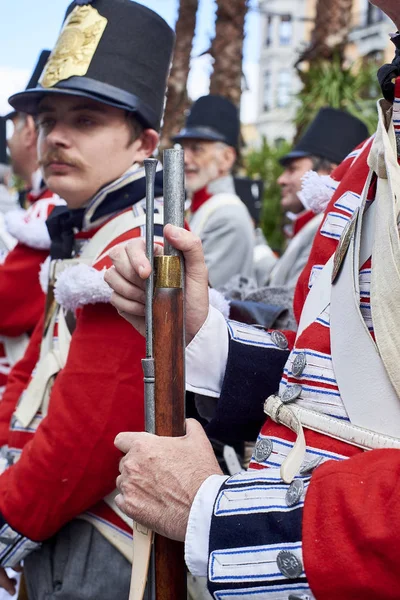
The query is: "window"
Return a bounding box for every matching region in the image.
[279,15,292,46]
[266,16,273,47]
[277,70,291,108]
[263,71,273,112]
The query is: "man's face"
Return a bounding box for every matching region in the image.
[36,95,146,208]
[181,139,230,194]
[278,156,314,214]
[7,114,35,179]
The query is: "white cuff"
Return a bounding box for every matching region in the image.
[185,306,229,398]
[184,474,228,577]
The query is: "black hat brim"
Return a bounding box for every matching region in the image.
[8,77,159,129]
[279,150,311,166]
[172,126,230,145]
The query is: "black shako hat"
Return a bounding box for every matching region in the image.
[173,95,240,149]
[0,118,7,164]
[4,50,51,120]
[8,0,175,131]
[280,107,369,166]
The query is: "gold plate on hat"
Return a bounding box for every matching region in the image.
[40,5,108,89]
[331,207,359,283]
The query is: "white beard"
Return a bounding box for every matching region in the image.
[185,161,220,194]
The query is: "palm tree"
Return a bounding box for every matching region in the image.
[297,0,354,66]
[295,0,362,137]
[209,0,249,108]
[159,0,199,153]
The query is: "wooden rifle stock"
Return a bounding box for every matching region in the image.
[153,263,186,599]
[152,148,187,599]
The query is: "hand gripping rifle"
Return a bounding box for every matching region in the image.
[129,149,187,600]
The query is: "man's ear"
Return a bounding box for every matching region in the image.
[133,129,159,162]
[222,145,237,172]
[24,115,38,149]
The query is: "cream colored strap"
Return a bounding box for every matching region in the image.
[265,395,400,455]
[81,209,165,263]
[264,395,306,484]
[330,106,400,437]
[3,334,29,367]
[369,100,400,400]
[129,525,153,600]
[14,349,62,428]
[189,194,243,237]
[105,491,153,600]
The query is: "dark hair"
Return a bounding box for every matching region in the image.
[310,155,335,173]
[125,111,144,145]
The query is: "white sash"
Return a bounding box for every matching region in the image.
[330,104,400,437]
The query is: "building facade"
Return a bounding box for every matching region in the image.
[256,0,394,144]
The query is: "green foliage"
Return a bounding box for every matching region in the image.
[296,55,381,138]
[244,138,291,252]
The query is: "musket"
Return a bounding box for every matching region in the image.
[129,150,187,600]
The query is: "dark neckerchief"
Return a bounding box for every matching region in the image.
[378,33,400,102]
[46,169,163,259]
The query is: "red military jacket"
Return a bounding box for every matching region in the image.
[0,189,64,409]
[0,196,164,552]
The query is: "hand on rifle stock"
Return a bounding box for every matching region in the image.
[115,419,223,541]
[105,224,209,344]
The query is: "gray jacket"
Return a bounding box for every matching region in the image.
[189,176,254,288]
[267,213,323,289]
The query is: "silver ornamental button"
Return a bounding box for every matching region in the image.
[282,384,302,404]
[300,456,323,476]
[292,352,307,378]
[271,331,289,350]
[253,438,273,463]
[286,479,304,507]
[332,208,359,283]
[276,550,303,579]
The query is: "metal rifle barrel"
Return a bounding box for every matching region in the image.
[163,148,185,256]
[131,158,158,600]
[153,148,187,599]
[143,158,158,435]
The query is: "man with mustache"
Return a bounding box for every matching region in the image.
[107,1,400,597]
[173,95,255,288]
[0,1,174,598]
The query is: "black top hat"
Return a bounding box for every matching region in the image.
[173,95,240,149]
[4,50,51,120]
[0,118,7,164]
[8,0,175,131]
[280,107,369,166]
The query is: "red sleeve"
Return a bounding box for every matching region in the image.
[0,243,47,336]
[303,449,400,599]
[0,317,43,446]
[0,303,145,541]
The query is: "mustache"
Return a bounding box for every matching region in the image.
[39,151,83,169]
